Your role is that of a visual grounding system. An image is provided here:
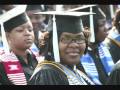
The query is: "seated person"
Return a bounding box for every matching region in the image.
[29,11,95,85]
[0,5,40,85]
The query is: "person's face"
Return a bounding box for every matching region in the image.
[27,10,46,31]
[96,18,108,42]
[59,32,86,65]
[7,21,34,50]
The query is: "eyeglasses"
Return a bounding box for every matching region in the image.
[60,35,86,44]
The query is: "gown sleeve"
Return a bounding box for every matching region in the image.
[0,62,6,85]
[106,62,120,85]
[29,64,69,85]
[0,63,3,85]
[0,62,12,85]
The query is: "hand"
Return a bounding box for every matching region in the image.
[38,31,49,49]
[83,27,91,39]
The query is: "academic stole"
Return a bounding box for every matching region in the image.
[1,52,27,85]
[33,60,94,85]
[80,42,114,85]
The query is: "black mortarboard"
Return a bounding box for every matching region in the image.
[0,5,28,52]
[0,5,29,32]
[36,11,94,37]
[48,14,84,39]
[68,5,106,43]
[82,5,106,43]
[26,5,45,11]
[4,13,28,32]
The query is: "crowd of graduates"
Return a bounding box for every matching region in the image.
[0,4,120,85]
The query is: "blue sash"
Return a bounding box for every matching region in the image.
[80,42,114,85]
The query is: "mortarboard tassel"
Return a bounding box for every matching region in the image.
[52,14,60,62]
[41,5,45,11]
[109,5,114,19]
[80,19,84,31]
[89,6,95,43]
[0,22,9,52]
[56,5,63,11]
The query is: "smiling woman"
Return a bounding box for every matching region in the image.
[29,11,94,85]
[59,32,86,65]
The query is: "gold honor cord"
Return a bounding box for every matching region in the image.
[107,37,120,47]
[29,60,68,81]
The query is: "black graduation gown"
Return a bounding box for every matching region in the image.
[0,52,38,85]
[105,38,120,63]
[29,61,94,85]
[29,64,69,85]
[106,60,120,85]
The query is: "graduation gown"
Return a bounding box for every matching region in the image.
[106,40,120,63]
[106,60,120,85]
[104,28,120,63]
[80,46,110,85]
[29,61,94,85]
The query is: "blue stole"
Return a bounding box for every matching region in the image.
[80,42,114,85]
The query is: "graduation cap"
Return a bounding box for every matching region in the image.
[67,5,96,12]
[89,6,106,43]
[55,5,64,11]
[0,5,29,52]
[35,11,95,63]
[67,5,106,43]
[26,5,45,11]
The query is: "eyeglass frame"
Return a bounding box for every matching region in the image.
[59,33,86,44]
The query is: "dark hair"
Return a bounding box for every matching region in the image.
[39,30,54,61]
[113,9,120,32]
[82,6,106,44]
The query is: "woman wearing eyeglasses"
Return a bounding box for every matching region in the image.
[29,12,94,85]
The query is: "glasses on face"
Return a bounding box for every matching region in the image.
[60,34,86,44]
